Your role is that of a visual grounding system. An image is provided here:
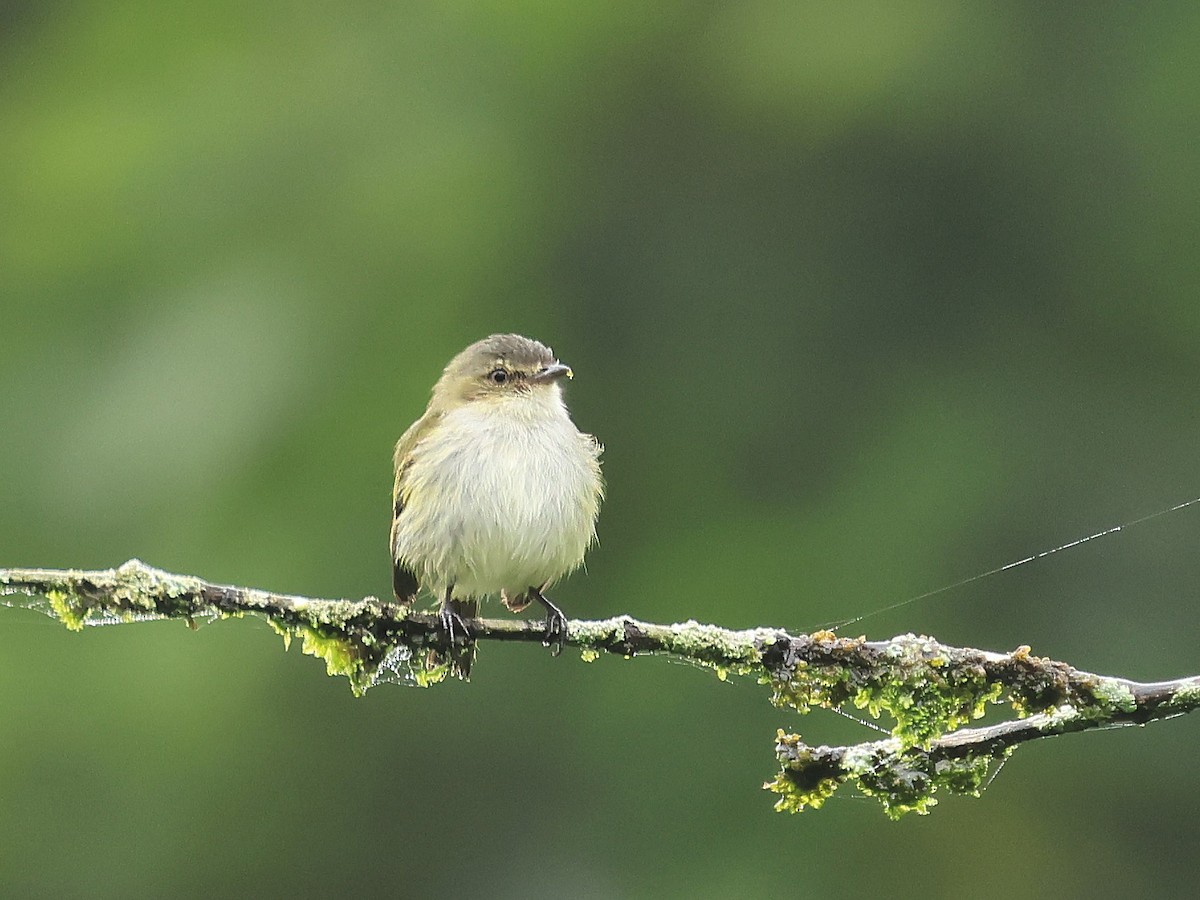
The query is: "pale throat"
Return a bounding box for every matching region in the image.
[464,384,569,426]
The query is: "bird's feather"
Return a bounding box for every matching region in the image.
[390,410,442,604]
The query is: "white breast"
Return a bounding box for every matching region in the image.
[393,389,602,600]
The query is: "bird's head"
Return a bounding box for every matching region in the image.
[432,333,574,409]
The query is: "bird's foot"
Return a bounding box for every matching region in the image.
[434,604,475,679]
[531,589,568,657]
[438,604,472,646]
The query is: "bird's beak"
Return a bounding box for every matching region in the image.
[530,363,573,384]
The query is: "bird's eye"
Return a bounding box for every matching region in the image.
[489,368,509,384]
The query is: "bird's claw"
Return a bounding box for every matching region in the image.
[434,603,476,679]
[438,606,472,647]
[542,610,567,656]
[533,593,568,657]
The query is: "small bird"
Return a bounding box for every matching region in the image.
[390,334,604,676]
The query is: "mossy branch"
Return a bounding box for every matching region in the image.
[3,559,1197,819]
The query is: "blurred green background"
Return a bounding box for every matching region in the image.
[3,2,1200,897]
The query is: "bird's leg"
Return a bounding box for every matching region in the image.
[434,585,478,679]
[529,587,568,657]
[438,584,471,646]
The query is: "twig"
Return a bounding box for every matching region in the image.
[3,559,1197,818]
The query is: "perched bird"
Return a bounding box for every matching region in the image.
[390,334,604,676]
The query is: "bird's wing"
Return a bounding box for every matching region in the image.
[390,411,441,604]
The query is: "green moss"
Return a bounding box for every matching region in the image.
[770,635,1009,749]
[570,616,627,648]
[414,661,451,687]
[936,751,1003,796]
[769,659,855,716]
[46,589,86,631]
[298,626,372,696]
[765,769,840,813]
[268,619,294,650]
[1173,684,1200,706]
[1089,679,1136,715]
[300,627,359,674]
[765,732,844,813]
[762,634,1027,816]
[768,729,1006,819]
[268,607,444,691]
[663,620,765,672]
[854,674,1004,748]
[856,750,997,819]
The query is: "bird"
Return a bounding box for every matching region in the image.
[390,333,604,676]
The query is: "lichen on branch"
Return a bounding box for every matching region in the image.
[3,559,1197,818]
